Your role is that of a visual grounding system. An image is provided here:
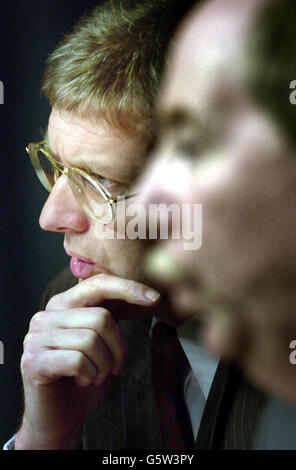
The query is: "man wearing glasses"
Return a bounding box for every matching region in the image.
[9,0,239,452]
[8,0,198,450]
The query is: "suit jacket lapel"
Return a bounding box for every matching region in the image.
[195,361,232,449]
[196,361,267,450]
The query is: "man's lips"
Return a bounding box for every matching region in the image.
[66,250,95,265]
[70,256,97,279]
[65,249,110,279]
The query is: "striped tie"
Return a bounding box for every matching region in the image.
[151,322,195,450]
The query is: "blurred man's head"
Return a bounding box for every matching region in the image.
[34,0,194,285]
[140,0,296,401]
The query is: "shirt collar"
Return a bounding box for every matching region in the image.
[177,317,219,399]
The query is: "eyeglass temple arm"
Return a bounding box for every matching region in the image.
[110,193,140,204]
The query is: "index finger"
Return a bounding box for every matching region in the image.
[46,273,161,311]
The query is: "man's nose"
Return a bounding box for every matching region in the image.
[39,175,89,233]
[135,153,191,242]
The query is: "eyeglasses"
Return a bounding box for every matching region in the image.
[26,140,136,224]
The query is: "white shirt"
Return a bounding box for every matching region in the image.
[177,318,219,440]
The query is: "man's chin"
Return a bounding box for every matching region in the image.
[145,245,186,284]
[144,245,199,323]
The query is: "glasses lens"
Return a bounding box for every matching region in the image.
[38,149,59,188]
[68,170,114,224]
[28,144,59,192]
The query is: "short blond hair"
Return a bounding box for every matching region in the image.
[41,0,194,131]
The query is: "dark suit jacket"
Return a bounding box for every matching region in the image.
[40,268,267,450]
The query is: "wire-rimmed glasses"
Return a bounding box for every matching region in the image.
[26,140,134,224]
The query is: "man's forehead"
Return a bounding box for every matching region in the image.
[47,108,148,181]
[48,108,136,149]
[158,0,262,125]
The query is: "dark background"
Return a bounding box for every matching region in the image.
[0,0,102,447]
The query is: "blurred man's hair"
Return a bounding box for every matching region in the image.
[42,0,195,132]
[246,0,296,144]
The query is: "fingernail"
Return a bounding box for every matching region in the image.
[144,289,161,303]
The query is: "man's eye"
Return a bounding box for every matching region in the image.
[177,140,198,158]
[171,128,202,160]
[97,176,116,186]
[96,175,123,193]
[173,137,202,161]
[87,171,114,186]
[98,175,118,188]
[86,170,122,192]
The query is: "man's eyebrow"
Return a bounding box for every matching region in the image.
[73,156,136,182]
[42,129,134,181]
[72,158,112,175]
[156,107,200,133]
